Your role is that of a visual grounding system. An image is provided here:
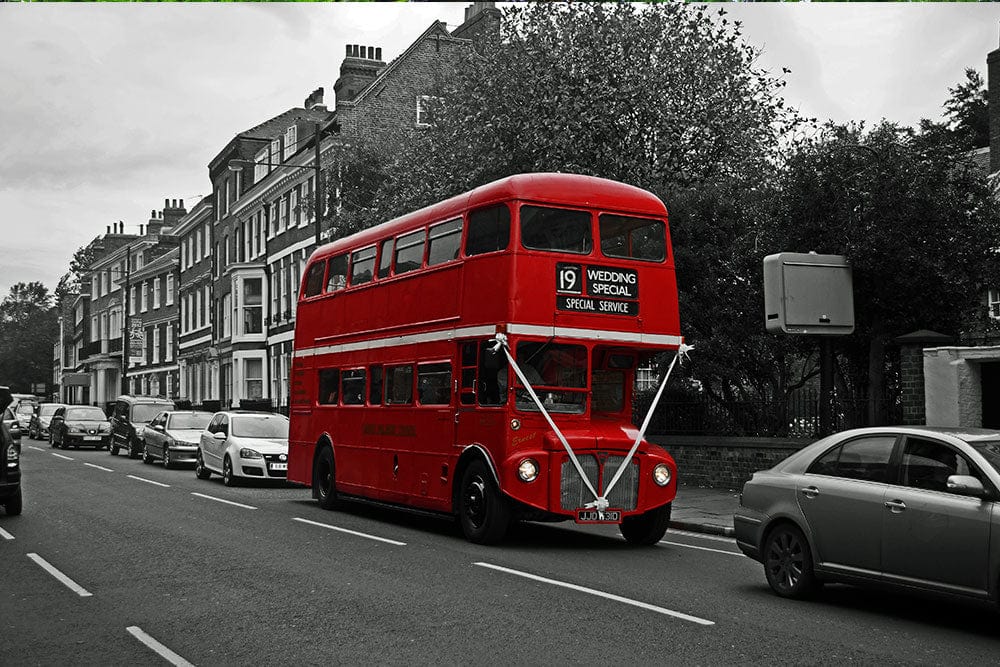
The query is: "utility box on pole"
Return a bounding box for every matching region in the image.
[763,252,854,336]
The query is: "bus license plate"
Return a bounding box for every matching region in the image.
[270,462,288,471]
[576,508,622,524]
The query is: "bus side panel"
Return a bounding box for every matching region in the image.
[288,353,314,487]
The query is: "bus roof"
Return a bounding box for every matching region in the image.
[311,173,667,262]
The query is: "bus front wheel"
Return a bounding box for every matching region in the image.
[620,503,672,546]
[458,459,510,545]
[314,446,338,510]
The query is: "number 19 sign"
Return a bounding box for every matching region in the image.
[556,262,639,316]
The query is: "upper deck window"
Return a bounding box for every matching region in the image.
[350,246,376,286]
[325,254,348,292]
[465,205,510,256]
[427,219,462,266]
[377,238,393,279]
[394,230,426,275]
[520,205,592,254]
[599,214,666,262]
[303,262,325,298]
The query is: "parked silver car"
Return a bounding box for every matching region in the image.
[736,426,1000,604]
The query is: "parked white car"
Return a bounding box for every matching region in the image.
[195,411,289,486]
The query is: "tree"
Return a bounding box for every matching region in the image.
[768,122,1000,423]
[54,240,101,308]
[0,282,58,394]
[919,68,989,152]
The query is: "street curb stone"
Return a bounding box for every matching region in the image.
[669,520,735,538]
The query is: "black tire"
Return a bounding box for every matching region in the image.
[763,523,818,599]
[29,428,37,440]
[313,446,338,510]
[49,432,55,448]
[163,449,172,469]
[127,437,143,460]
[110,441,120,456]
[222,456,238,487]
[620,503,672,546]
[4,487,22,516]
[195,450,211,480]
[457,459,510,545]
[142,449,153,464]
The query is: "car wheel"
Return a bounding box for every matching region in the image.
[764,523,818,599]
[457,459,510,545]
[195,450,212,480]
[127,438,142,460]
[142,449,153,464]
[620,503,672,546]
[314,446,338,510]
[222,456,238,487]
[49,433,55,448]
[163,449,172,469]
[4,488,22,516]
[29,428,36,440]
[110,442,120,456]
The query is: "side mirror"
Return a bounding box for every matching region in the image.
[152,424,164,432]
[213,431,227,440]
[946,475,987,498]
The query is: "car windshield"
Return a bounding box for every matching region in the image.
[168,413,213,431]
[132,403,170,423]
[231,414,289,438]
[971,441,1000,475]
[15,403,35,415]
[66,407,107,421]
[39,405,61,417]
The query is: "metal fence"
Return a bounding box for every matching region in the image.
[635,390,902,438]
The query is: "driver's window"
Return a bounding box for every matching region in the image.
[219,416,229,435]
[900,438,983,493]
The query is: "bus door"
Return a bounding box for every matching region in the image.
[455,339,509,477]
[411,360,455,508]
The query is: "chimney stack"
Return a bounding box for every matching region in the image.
[304,87,326,110]
[334,43,386,105]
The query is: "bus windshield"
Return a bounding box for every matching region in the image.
[513,342,587,414]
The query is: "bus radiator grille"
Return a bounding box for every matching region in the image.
[559,456,638,511]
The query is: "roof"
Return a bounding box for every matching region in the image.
[312,173,667,262]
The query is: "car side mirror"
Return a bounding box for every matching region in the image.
[946,475,986,498]
[213,431,227,440]
[152,424,164,431]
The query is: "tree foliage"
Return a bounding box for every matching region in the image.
[919,68,989,152]
[0,282,58,394]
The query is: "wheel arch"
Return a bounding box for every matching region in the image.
[760,515,816,562]
[452,444,501,514]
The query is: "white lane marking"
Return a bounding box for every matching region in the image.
[292,517,406,546]
[127,475,170,488]
[191,492,257,510]
[27,446,45,452]
[0,526,14,540]
[52,453,74,461]
[126,626,195,667]
[27,553,93,597]
[667,528,736,544]
[474,562,714,625]
[84,463,114,472]
[659,540,744,557]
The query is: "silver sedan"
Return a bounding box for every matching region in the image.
[735,426,1000,603]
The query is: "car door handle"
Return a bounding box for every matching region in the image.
[800,486,820,499]
[884,499,906,512]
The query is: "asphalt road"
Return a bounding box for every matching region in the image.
[4,439,1000,666]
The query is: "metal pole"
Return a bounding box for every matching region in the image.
[314,121,322,246]
[819,337,833,436]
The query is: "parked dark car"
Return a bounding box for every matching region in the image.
[29,403,66,440]
[109,395,175,459]
[736,426,1000,606]
[49,405,113,449]
[0,389,22,515]
[1,406,22,454]
[141,410,214,468]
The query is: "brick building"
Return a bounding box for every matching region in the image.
[174,197,217,409]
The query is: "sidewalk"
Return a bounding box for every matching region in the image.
[669,484,741,537]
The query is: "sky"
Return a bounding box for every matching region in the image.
[1,2,998,303]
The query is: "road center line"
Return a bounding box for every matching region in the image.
[0,526,14,540]
[293,517,406,546]
[127,475,170,488]
[126,626,195,667]
[51,453,74,461]
[474,562,714,625]
[84,462,114,472]
[667,528,736,544]
[27,553,93,597]
[27,446,45,452]
[659,540,745,557]
[191,492,257,510]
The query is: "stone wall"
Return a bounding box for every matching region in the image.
[649,435,808,490]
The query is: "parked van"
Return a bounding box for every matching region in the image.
[109,395,175,459]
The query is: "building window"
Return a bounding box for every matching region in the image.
[153,277,161,309]
[222,293,232,338]
[153,326,160,364]
[290,188,299,227]
[990,290,1000,320]
[166,274,175,306]
[203,286,211,328]
[140,281,149,313]
[130,286,138,316]
[416,95,441,127]
[242,277,263,335]
[224,178,231,215]
[245,358,263,399]
[254,148,269,183]
[283,125,297,160]
[270,138,281,166]
[166,323,173,362]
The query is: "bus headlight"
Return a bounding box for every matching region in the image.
[652,463,671,487]
[517,458,539,482]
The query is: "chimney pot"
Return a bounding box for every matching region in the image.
[180,199,184,208]
[345,44,351,56]
[164,198,169,208]
[140,224,144,235]
[107,225,111,234]
[368,46,374,60]
[151,209,156,217]
[376,47,382,60]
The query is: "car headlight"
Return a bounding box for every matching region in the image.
[239,448,262,459]
[517,458,539,482]
[99,423,110,432]
[7,447,19,468]
[652,463,671,487]
[135,426,146,437]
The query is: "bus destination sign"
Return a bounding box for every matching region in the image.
[556,263,639,316]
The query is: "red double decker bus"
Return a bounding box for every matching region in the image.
[289,173,683,544]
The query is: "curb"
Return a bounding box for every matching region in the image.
[669,519,735,538]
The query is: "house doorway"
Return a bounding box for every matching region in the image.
[983,362,1000,428]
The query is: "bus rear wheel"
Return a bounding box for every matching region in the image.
[620,503,672,546]
[314,446,338,510]
[458,459,510,545]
